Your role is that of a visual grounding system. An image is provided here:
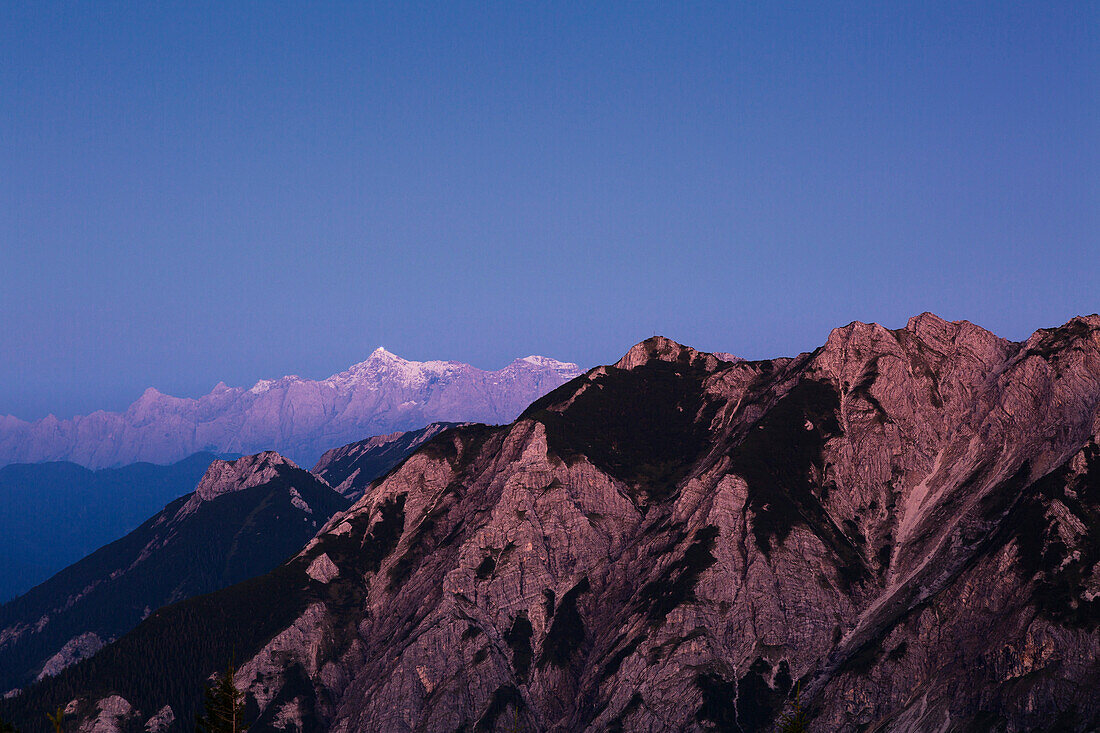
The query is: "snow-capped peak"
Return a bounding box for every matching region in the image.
[250,379,277,395]
[330,348,466,391]
[249,375,303,395]
[0,348,585,468]
[371,346,398,359]
[513,355,580,372]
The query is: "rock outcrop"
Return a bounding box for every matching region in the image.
[0,349,582,469]
[34,633,104,682]
[6,315,1100,732]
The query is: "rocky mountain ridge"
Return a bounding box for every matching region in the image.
[0,453,223,602]
[5,314,1100,732]
[0,349,581,469]
[0,453,349,696]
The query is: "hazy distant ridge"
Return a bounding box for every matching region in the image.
[0,349,581,469]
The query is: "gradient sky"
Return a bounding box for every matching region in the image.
[2,2,1097,420]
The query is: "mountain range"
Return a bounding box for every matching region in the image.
[0,454,225,603]
[0,422,464,702]
[0,452,350,697]
[0,349,581,469]
[4,314,1099,731]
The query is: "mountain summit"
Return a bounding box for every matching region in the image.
[0,351,582,469]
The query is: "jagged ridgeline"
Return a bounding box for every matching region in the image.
[0,350,582,469]
[4,314,1100,731]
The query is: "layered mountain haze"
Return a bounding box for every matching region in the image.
[0,453,226,602]
[0,349,582,469]
[0,452,349,696]
[5,314,1100,732]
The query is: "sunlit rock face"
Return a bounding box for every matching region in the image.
[12,315,1100,732]
[0,349,582,469]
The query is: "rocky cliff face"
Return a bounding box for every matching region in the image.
[0,453,349,696]
[7,314,1100,732]
[0,350,581,469]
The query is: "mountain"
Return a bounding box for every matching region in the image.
[0,349,582,470]
[312,422,468,501]
[0,452,349,696]
[0,453,225,603]
[5,315,1100,732]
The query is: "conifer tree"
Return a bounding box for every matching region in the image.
[195,664,248,733]
[0,716,19,733]
[45,708,64,733]
[777,684,810,733]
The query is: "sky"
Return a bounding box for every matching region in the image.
[1,2,1097,420]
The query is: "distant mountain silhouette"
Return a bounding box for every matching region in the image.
[0,451,348,694]
[0,452,227,602]
[0,349,581,469]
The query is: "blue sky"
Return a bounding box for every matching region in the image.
[2,2,1097,420]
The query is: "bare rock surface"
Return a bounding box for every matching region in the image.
[0,349,582,469]
[34,632,104,681]
[5,314,1100,732]
[143,705,174,733]
[78,695,135,733]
